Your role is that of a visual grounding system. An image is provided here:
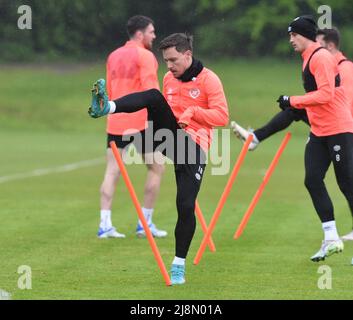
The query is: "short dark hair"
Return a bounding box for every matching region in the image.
[158,33,193,52]
[126,15,154,38]
[317,28,340,48]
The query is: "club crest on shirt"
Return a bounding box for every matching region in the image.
[189,88,200,99]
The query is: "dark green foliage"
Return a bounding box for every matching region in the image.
[0,0,352,61]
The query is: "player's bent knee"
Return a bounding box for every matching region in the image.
[304,175,322,191]
[147,163,165,175]
[145,89,164,104]
[177,199,195,217]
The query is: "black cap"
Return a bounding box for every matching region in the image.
[288,15,317,41]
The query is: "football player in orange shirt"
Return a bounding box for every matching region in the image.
[88,33,229,285]
[233,16,353,262]
[98,16,166,239]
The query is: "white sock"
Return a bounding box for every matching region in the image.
[139,207,154,226]
[108,101,116,113]
[322,220,340,241]
[251,132,259,144]
[172,257,185,266]
[100,210,112,230]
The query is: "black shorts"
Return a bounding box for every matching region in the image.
[174,140,207,186]
[107,130,152,154]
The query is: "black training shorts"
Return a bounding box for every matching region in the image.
[107,130,152,154]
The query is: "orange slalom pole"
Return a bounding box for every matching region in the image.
[110,141,171,286]
[195,201,216,252]
[193,135,253,265]
[233,132,291,239]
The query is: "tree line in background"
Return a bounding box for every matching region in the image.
[1,0,352,62]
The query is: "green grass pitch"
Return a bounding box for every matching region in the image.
[1,60,353,299]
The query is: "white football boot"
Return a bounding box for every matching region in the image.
[136,223,167,238]
[310,239,344,262]
[230,121,259,151]
[97,227,126,239]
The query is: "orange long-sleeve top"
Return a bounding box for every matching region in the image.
[163,67,229,151]
[335,51,353,118]
[106,40,160,135]
[290,42,353,136]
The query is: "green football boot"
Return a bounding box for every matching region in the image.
[170,264,185,285]
[88,79,110,118]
